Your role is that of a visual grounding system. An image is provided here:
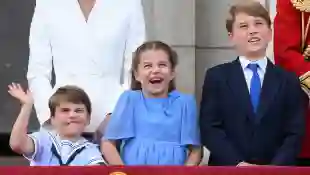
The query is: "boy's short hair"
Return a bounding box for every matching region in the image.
[226,1,271,33]
[48,85,91,117]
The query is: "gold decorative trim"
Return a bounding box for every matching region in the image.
[110,172,127,175]
[300,71,310,81]
[300,71,310,96]
[291,0,310,12]
[301,84,310,96]
[291,0,310,52]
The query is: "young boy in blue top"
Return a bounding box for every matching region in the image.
[8,83,106,166]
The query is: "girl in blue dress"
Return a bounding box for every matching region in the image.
[101,41,201,165]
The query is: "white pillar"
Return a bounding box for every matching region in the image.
[267,0,277,62]
[144,0,196,94]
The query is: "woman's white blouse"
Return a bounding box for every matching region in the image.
[27,0,146,132]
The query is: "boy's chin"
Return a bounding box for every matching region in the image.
[245,49,266,57]
[248,44,267,51]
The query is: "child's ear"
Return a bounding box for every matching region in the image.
[227,32,236,46]
[171,68,176,81]
[228,32,233,39]
[50,117,55,125]
[134,70,140,82]
[86,115,90,126]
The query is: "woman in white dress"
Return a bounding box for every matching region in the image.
[27,0,146,136]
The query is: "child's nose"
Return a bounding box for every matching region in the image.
[69,111,78,117]
[248,26,259,34]
[151,66,160,73]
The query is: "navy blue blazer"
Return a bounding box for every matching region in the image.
[199,58,306,166]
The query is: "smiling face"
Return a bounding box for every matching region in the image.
[51,102,90,139]
[229,12,272,60]
[134,49,176,98]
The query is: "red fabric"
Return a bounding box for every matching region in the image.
[0,166,309,175]
[274,0,310,158]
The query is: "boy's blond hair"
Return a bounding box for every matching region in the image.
[226,1,271,33]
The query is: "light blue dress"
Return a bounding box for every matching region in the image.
[103,90,200,165]
[24,129,106,166]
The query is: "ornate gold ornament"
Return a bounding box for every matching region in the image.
[109,172,127,175]
[291,0,310,51]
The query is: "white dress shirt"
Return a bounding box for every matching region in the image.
[27,0,146,132]
[239,56,268,92]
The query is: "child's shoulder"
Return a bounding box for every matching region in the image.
[120,90,142,100]
[170,90,196,104]
[30,128,52,139]
[122,89,141,95]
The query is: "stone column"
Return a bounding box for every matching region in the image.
[142,0,196,94]
[195,0,238,102]
[266,0,277,62]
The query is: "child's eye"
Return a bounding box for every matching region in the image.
[61,108,70,112]
[240,25,247,28]
[75,109,84,113]
[159,63,167,67]
[144,64,151,68]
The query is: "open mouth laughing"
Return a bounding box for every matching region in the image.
[149,77,164,84]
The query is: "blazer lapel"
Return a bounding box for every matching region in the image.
[227,58,255,121]
[256,60,282,122]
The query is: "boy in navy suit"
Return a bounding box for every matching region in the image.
[199,1,306,166]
